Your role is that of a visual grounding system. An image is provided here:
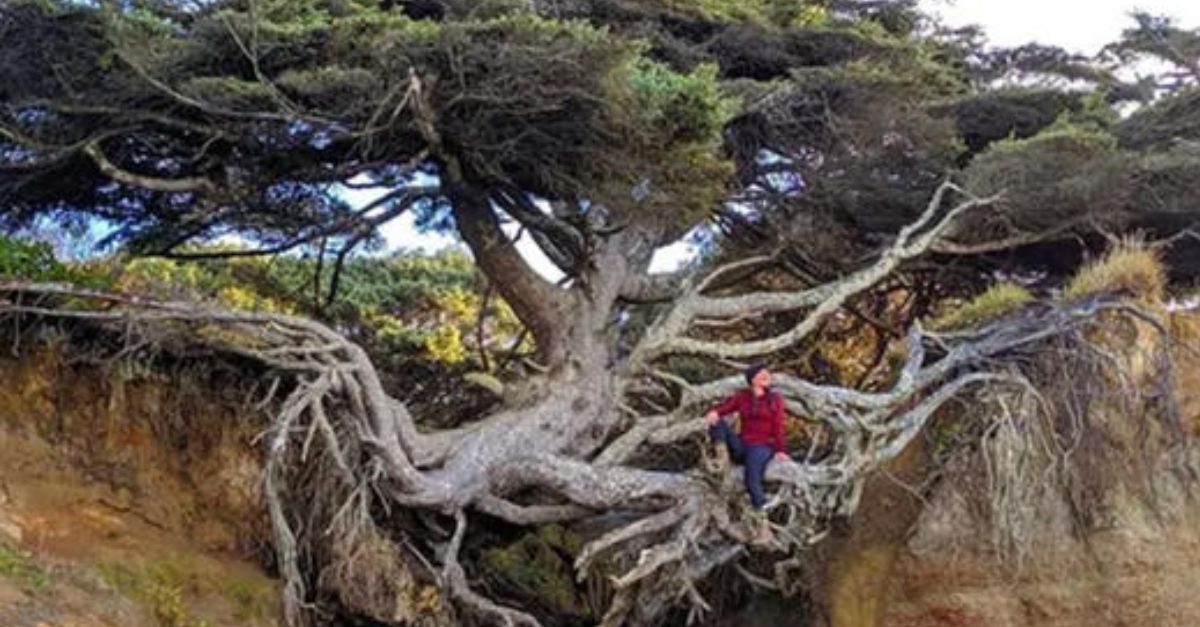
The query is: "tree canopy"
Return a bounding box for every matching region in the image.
[3,0,1198,283]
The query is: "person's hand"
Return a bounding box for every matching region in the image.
[774,451,790,461]
[703,410,720,427]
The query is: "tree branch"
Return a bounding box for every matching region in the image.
[494,189,586,274]
[634,183,999,361]
[157,186,439,259]
[84,140,217,194]
[450,187,571,366]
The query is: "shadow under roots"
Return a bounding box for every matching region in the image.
[708,585,821,627]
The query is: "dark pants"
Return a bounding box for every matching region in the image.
[709,420,773,510]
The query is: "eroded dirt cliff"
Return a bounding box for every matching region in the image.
[820,312,1200,627]
[0,347,279,627]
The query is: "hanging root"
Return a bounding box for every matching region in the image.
[0,238,1181,627]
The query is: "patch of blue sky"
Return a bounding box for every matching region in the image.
[18,213,120,262]
[337,176,459,256]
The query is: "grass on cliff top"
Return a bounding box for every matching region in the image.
[930,283,1034,331]
[1066,238,1166,302]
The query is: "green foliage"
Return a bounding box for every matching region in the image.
[984,122,1118,157]
[97,557,214,627]
[95,255,297,314]
[929,283,1033,331]
[0,542,50,590]
[100,247,523,369]
[223,575,276,622]
[123,6,178,37]
[275,66,380,106]
[4,236,522,373]
[1108,12,1200,79]
[95,554,272,626]
[1072,89,1121,130]
[936,88,1089,155]
[961,123,1129,244]
[181,77,276,110]
[1130,143,1200,216]
[0,236,66,281]
[481,525,588,619]
[785,3,831,28]
[7,0,1199,315]
[1116,87,1200,150]
[285,251,526,368]
[0,236,110,287]
[749,53,963,248]
[613,59,737,224]
[663,0,834,27]
[628,61,734,145]
[315,251,479,314]
[662,0,772,22]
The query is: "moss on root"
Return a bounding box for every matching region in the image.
[930,283,1033,331]
[481,524,589,620]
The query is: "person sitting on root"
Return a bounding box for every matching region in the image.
[703,363,790,543]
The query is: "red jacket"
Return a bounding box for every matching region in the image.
[712,389,787,454]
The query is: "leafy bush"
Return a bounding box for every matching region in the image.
[0,236,67,281]
[961,124,1130,245]
[0,235,113,287]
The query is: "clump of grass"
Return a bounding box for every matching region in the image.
[223,574,276,622]
[930,283,1034,331]
[1065,238,1166,302]
[0,543,50,590]
[1171,312,1200,338]
[96,557,211,627]
[151,583,210,627]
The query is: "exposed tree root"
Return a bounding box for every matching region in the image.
[0,185,1175,626]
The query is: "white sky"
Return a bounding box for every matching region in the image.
[921,0,1200,53]
[372,1,1200,278]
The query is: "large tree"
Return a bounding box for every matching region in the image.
[2,1,1199,625]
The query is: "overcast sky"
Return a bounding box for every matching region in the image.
[921,0,1200,53]
[376,1,1200,278]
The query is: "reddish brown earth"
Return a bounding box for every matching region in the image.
[0,349,279,627]
[3,313,1199,627]
[822,314,1200,627]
